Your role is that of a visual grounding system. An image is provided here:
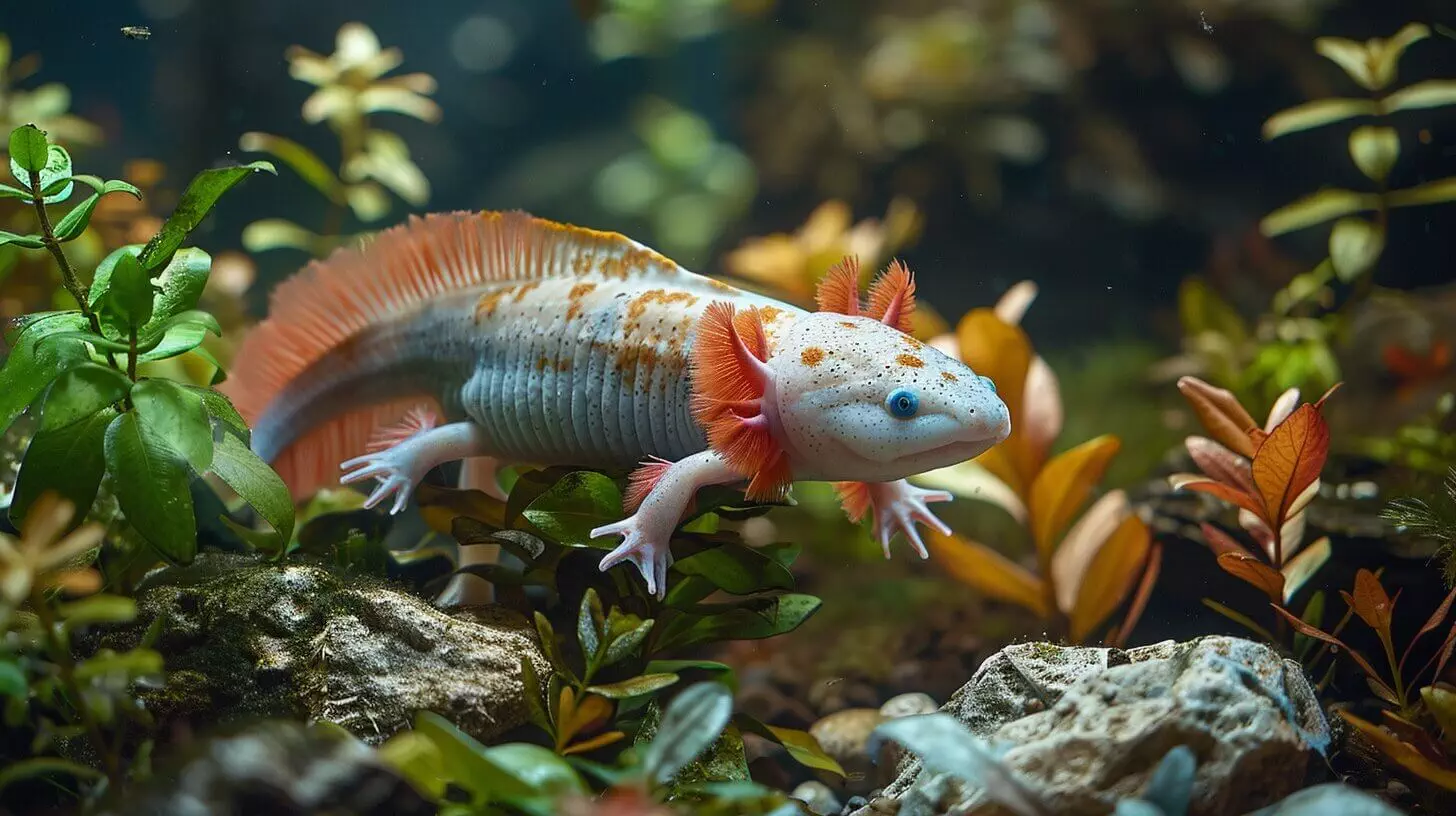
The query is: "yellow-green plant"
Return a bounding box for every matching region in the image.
[239,21,440,257]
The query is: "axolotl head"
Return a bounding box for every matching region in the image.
[766,311,1011,483]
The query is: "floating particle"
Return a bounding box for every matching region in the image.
[121,26,152,40]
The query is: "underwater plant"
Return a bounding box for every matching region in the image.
[0,493,164,802]
[1383,467,1456,585]
[917,282,1158,644]
[380,680,804,815]
[0,124,290,567]
[240,21,440,257]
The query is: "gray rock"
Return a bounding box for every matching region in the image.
[868,636,1329,816]
[113,553,548,745]
[881,693,939,719]
[792,779,843,815]
[813,707,891,793]
[1247,783,1404,815]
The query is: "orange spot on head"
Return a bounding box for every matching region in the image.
[941,371,958,382]
[839,321,858,329]
[896,353,924,368]
[801,347,826,366]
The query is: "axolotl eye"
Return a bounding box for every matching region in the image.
[886,388,919,419]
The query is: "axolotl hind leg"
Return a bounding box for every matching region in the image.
[591,450,740,598]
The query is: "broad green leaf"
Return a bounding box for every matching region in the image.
[0,758,104,793]
[0,182,27,198]
[1348,126,1400,184]
[195,386,249,442]
[522,471,624,547]
[51,193,102,241]
[733,715,846,776]
[36,363,130,431]
[132,378,213,472]
[10,406,116,528]
[137,160,275,272]
[657,594,822,651]
[520,655,551,733]
[1262,98,1375,140]
[238,131,345,202]
[1384,79,1456,113]
[482,743,588,797]
[138,321,212,362]
[1328,217,1384,283]
[241,218,321,254]
[56,595,137,627]
[8,125,49,174]
[73,648,163,681]
[1388,177,1456,209]
[644,660,737,691]
[0,660,24,698]
[105,251,156,328]
[105,410,198,564]
[88,245,144,309]
[641,682,734,785]
[602,619,654,667]
[0,312,90,436]
[64,175,143,199]
[0,229,44,249]
[412,711,536,804]
[31,145,75,203]
[671,542,795,594]
[143,247,212,329]
[578,588,603,664]
[1260,189,1378,236]
[209,431,296,551]
[586,673,680,699]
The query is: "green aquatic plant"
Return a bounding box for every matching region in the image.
[379,681,803,815]
[0,494,163,804]
[240,21,440,257]
[1383,467,1456,585]
[0,124,290,566]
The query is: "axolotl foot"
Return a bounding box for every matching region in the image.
[592,515,673,599]
[836,479,953,559]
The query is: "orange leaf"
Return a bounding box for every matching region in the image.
[1280,536,1331,603]
[1029,435,1121,559]
[958,308,1034,483]
[1070,514,1152,642]
[973,445,1024,499]
[928,529,1050,618]
[1339,711,1456,791]
[1177,376,1259,458]
[1347,568,1394,637]
[1216,552,1285,603]
[1251,403,1329,532]
[1109,542,1162,648]
[559,691,613,747]
[1271,604,1384,681]
[1199,522,1257,559]
[1170,475,1268,523]
[562,730,627,756]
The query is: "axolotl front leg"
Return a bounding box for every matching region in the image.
[591,450,740,598]
[340,420,496,513]
[835,480,953,558]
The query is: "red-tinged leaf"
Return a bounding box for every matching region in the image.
[1251,403,1329,530]
[1070,514,1151,642]
[1109,542,1162,648]
[1217,552,1285,602]
[1339,711,1456,791]
[1413,586,1456,651]
[1271,603,1384,681]
[1177,376,1259,458]
[1368,675,1402,706]
[1200,522,1256,559]
[1347,568,1395,637]
[1186,436,1256,494]
[1378,711,1447,762]
[1171,475,1268,523]
[927,529,1050,618]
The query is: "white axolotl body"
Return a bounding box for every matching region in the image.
[226,211,1011,594]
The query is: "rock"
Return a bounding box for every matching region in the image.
[102,720,433,816]
[880,693,937,719]
[110,553,548,745]
[812,707,890,793]
[1248,783,1404,815]
[792,780,843,815]
[867,636,1329,816]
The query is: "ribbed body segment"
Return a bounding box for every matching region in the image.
[456,273,801,467]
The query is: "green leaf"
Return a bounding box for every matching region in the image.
[0,660,24,699]
[644,660,737,691]
[20,144,75,203]
[0,758,104,793]
[671,542,795,594]
[131,378,213,472]
[241,218,322,254]
[602,619,654,667]
[105,410,197,564]
[65,175,143,199]
[56,595,137,627]
[533,611,573,682]
[73,648,163,681]
[36,363,130,431]
[641,682,734,785]
[1260,189,1378,236]
[733,715,846,776]
[1383,79,1456,113]
[0,312,90,436]
[8,125,49,174]
[578,588,603,664]
[1388,177,1456,209]
[10,406,116,529]
[412,711,536,804]
[143,248,212,330]
[195,386,249,442]
[52,193,101,242]
[520,655,551,733]
[482,743,588,797]
[522,471,624,547]
[586,673,680,699]
[238,131,345,202]
[88,245,144,309]
[657,594,822,651]
[0,229,44,249]
[137,160,275,273]
[1262,98,1376,140]
[0,182,28,198]
[209,431,296,551]
[105,251,156,328]
[138,321,212,362]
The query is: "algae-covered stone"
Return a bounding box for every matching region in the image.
[113,552,548,745]
[871,635,1330,816]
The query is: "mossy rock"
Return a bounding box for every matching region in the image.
[109,552,548,745]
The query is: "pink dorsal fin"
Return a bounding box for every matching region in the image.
[815,256,862,316]
[866,259,917,334]
[223,210,683,500]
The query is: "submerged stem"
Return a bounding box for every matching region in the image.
[28,586,122,785]
[27,169,122,371]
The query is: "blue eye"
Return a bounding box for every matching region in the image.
[887,389,919,418]
[981,376,997,394]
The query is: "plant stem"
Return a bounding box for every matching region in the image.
[27,169,122,371]
[28,585,122,785]
[127,329,138,382]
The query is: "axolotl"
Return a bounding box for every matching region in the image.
[224,211,1011,595]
